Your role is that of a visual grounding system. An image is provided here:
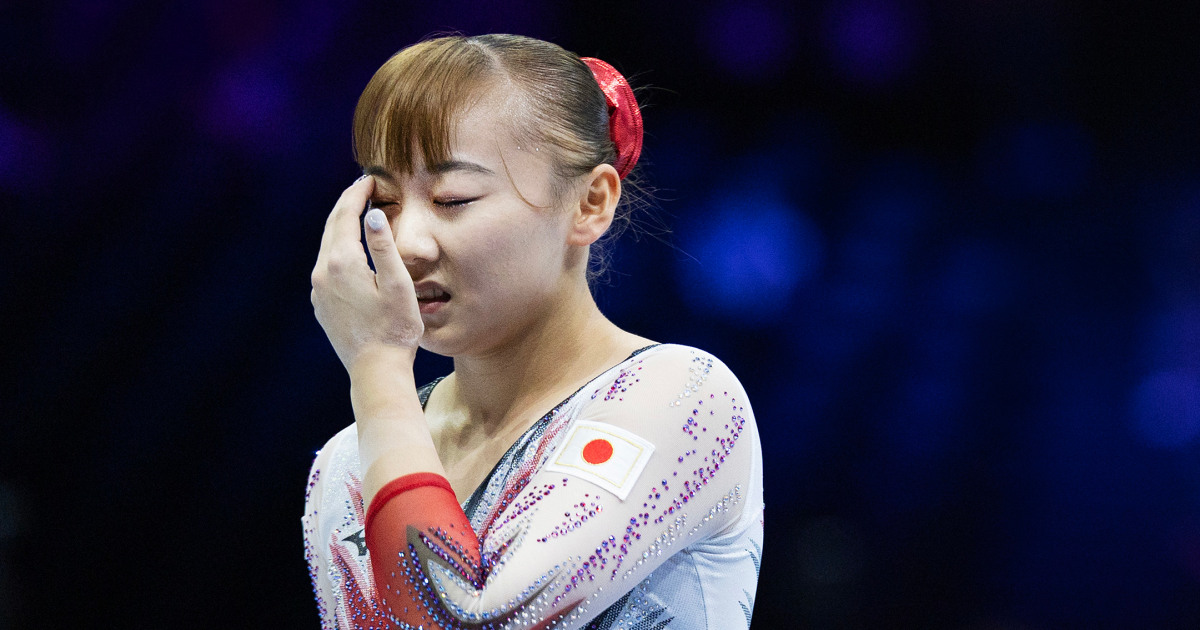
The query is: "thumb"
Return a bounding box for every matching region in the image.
[363,208,407,286]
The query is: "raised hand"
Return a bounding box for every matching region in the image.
[310,176,423,375]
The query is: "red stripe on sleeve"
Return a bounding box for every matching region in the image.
[363,472,489,628]
[364,472,456,531]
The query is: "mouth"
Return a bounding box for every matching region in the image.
[414,284,450,313]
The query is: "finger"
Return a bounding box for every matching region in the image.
[317,175,375,267]
[363,207,410,291]
[325,174,374,231]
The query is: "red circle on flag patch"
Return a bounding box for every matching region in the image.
[582,438,614,464]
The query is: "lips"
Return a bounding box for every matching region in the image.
[413,282,450,314]
[415,286,449,301]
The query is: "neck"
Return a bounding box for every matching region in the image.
[446,279,638,432]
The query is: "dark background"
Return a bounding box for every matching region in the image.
[3,1,1199,628]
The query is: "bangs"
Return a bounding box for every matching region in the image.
[353,37,495,175]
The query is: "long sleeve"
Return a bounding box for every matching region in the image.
[303,427,354,630]
[359,345,761,629]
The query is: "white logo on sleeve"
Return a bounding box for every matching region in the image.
[544,420,655,501]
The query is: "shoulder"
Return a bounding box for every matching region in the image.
[577,343,753,431]
[592,343,748,400]
[632,343,740,373]
[307,423,359,481]
[564,342,760,535]
[304,423,359,518]
[321,422,359,453]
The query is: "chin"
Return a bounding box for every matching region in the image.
[417,317,519,359]
[417,335,456,358]
[417,325,476,358]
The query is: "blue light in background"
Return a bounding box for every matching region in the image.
[1131,252,1200,450]
[822,0,921,87]
[675,186,824,326]
[413,0,560,40]
[701,0,796,81]
[276,1,350,62]
[978,120,1094,200]
[50,0,121,64]
[1137,304,1200,379]
[0,108,51,195]
[885,338,969,460]
[201,0,282,55]
[593,229,655,322]
[1131,370,1200,450]
[728,112,835,198]
[866,325,971,520]
[646,109,719,191]
[201,61,296,154]
[933,238,1022,317]
[829,155,938,325]
[1178,520,1200,583]
[1146,183,1200,295]
[844,155,936,246]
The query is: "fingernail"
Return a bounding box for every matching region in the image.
[365,208,386,231]
[354,174,369,183]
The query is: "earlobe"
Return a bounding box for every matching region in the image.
[568,164,620,247]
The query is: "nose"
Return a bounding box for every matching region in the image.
[391,204,439,265]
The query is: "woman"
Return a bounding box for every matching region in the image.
[304,34,763,630]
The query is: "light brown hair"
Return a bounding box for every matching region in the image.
[354,34,617,195]
[353,34,644,279]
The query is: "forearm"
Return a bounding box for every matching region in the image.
[349,349,446,509]
[341,345,757,629]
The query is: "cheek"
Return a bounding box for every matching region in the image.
[499,148,561,208]
[462,220,563,290]
[495,232,554,283]
[448,223,523,276]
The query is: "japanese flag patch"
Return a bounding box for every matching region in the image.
[544,420,655,501]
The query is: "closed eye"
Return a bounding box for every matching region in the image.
[368,199,398,209]
[434,197,478,208]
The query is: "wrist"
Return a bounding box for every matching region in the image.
[348,345,417,383]
[348,347,418,424]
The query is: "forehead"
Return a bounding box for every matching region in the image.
[452,87,522,153]
[364,81,526,169]
[354,42,502,177]
[389,90,551,178]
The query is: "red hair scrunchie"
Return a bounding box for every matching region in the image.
[581,57,643,180]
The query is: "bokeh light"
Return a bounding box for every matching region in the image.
[0,108,51,194]
[201,61,296,152]
[932,239,1022,317]
[701,0,797,81]
[822,0,922,87]
[977,120,1094,201]
[1130,370,1200,449]
[675,186,824,325]
[5,3,1200,628]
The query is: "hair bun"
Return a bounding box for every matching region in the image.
[581,57,643,180]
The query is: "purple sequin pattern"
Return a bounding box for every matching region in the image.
[537,493,605,543]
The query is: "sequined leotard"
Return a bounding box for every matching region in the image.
[303,344,764,629]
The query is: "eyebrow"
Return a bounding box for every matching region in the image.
[362,160,495,181]
[363,165,394,180]
[427,160,495,177]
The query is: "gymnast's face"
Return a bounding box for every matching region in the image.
[366,86,579,357]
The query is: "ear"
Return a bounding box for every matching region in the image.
[567,163,621,247]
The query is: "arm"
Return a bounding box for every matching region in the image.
[311,180,757,627]
[309,176,444,503]
[302,435,338,630]
[363,346,757,629]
